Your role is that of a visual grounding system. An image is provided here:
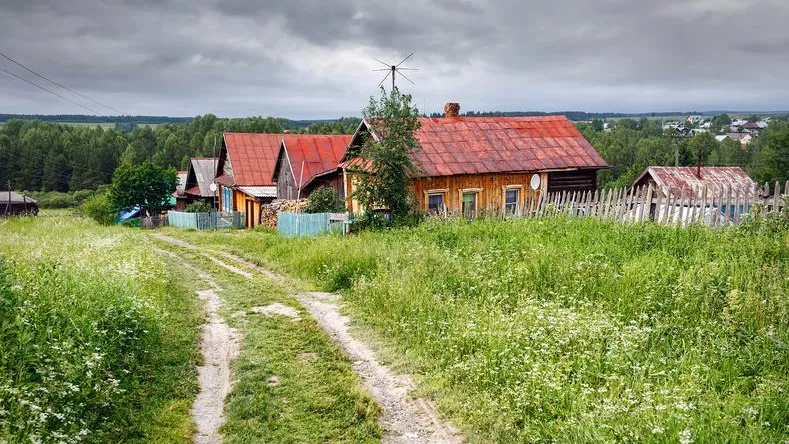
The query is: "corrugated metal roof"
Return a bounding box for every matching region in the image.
[187,157,218,197]
[360,115,608,177]
[280,135,352,187]
[223,133,288,186]
[0,191,37,204]
[237,186,277,198]
[636,166,757,198]
[175,171,188,193]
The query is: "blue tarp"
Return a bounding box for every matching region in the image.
[115,205,141,223]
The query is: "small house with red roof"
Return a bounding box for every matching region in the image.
[216,132,353,228]
[632,166,757,199]
[341,103,609,216]
[271,134,353,200]
[215,133,285,228]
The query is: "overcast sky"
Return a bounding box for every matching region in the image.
[1,0,788,119]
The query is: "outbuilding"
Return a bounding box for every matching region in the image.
[0,190,38,216]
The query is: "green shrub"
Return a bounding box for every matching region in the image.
[184,201,212,213]
[81,193,116,225]
[22,190,98,209]
[304,187,345,214]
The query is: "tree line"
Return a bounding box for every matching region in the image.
[0,115,360,193]
[578,117,788,188]
[2,112,785,195]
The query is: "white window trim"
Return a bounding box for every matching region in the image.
[425,189,448,213]
[459,188,482,213]
[502,184,523,215]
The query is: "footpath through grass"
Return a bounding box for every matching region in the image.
[0,215,202,443]
[150,237,381,443]
[163,218,788,443]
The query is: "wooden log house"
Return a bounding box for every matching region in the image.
[341,103,609,216]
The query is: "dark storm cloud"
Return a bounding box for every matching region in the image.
[1,0,788,117]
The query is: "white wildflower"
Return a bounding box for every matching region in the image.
[679,429,693,444]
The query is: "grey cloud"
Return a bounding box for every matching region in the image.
[0,0,787,118]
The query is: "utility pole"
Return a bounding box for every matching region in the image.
[4,180,11,217]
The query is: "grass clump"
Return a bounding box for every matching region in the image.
[165,218,788,443]
[0,217,201,443]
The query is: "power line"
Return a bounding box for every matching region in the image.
[0,50,123,115]
[0,65,101,115]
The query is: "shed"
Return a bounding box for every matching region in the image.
[0,191,39,216]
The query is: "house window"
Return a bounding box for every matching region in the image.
[427,193,445,213]
[222,187,233,212]
[462,192,478,217]
[505,188,519,215]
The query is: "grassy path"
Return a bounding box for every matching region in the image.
[151,234,464,444]
[151,234,382,443]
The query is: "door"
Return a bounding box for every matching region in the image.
[245,200,254,228]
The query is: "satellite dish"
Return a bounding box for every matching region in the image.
[530,174,541,190]
[209,183,218,192]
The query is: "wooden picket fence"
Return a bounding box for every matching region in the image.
[520,180,787,227]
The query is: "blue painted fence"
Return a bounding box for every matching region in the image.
[277,211,346,237]
[168,211,244,230]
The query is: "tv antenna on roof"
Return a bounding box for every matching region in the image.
[373,52,418,91]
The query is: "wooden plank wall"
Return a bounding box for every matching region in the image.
[411,172,550,213]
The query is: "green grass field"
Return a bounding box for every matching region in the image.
[0,213,202,442]
[0,121,160,129]
[165,218,788,443]
[0,213,381,443]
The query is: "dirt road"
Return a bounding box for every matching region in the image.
[152,234,463,444]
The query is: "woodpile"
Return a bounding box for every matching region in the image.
[259,199,308,229]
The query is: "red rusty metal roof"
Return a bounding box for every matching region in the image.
[634,166,758,198]
[222,133,292,186]
[278,134,352,188]
[359,115,608,177]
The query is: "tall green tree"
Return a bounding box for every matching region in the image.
[352,87,421,217]
[109,162,177,216]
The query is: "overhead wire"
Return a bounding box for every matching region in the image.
[0,50,123,115]
[0,65,101,115]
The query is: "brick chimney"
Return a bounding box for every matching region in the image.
[444,102,460,118]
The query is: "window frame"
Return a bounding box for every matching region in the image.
[425,189,448,214]
[459,187,482,217]
[502,184,523,216]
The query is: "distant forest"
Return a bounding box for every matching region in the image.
[0,114,361,193]
[0,113,354,130]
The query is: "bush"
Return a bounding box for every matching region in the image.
[81,192,116,225]
[22,190,96,209]
[184,202,212,213]
[304,187,345,214]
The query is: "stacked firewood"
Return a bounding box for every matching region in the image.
[260,199,308,229]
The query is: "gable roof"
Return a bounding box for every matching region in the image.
[184,157,217,197]
[346,115,608,177]
[0,191,37,204]
[634,166,757,198]
[273,134,352,188]
[725,132,752,141]
[175,171,188,193]
[219,133,286,186]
